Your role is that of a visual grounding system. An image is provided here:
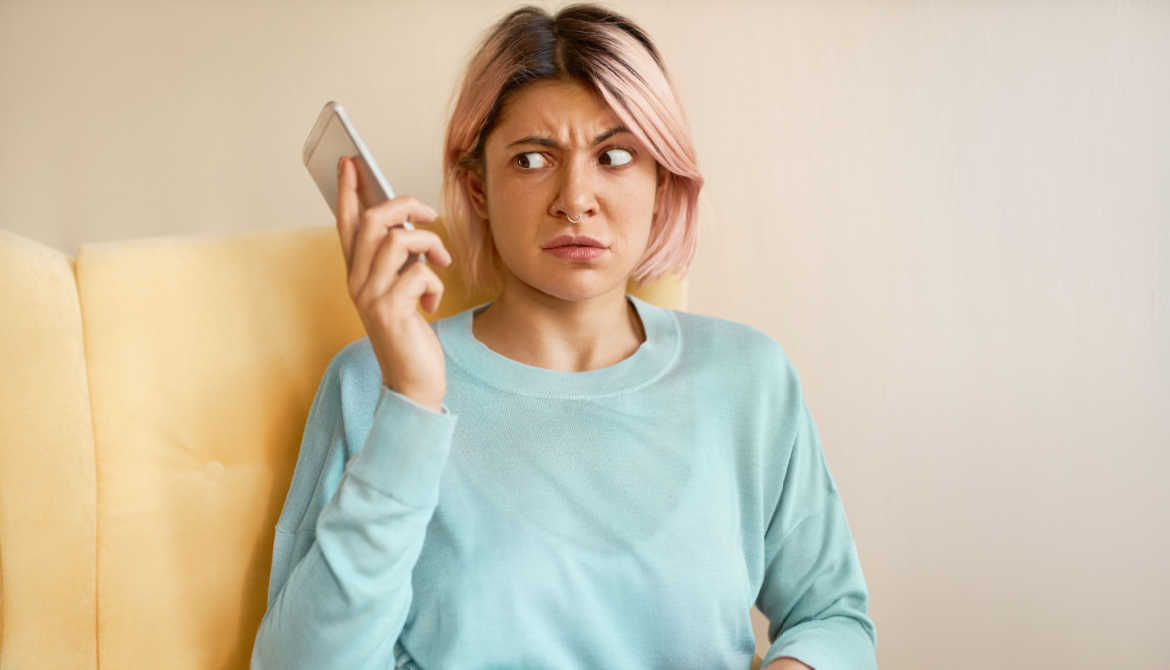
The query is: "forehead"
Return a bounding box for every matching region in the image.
[490,79,622,141]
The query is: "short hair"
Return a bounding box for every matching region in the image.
[441,3,704,298]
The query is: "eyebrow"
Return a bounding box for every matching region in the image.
[506,125,631,150]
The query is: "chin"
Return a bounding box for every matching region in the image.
[522,273,628,304]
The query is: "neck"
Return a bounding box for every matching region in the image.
[471,284,645,373]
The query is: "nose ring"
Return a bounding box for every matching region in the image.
[566,213,582,223]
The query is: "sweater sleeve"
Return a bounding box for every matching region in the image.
[250,362,458,670]
[756,396,878,670]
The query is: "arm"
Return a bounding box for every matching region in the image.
[755,394,878,670]
[250,360,458,670]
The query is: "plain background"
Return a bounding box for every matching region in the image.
[3,0,1168,667]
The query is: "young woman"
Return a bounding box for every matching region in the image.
[251,5,877,670]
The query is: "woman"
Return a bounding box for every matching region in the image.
[251,5,877,670]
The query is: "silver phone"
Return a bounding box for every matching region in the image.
[302,100,424,267]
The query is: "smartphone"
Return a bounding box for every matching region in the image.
[302,100,424,267]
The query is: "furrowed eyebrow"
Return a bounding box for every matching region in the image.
[506,125,630,150]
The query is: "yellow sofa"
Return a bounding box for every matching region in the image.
[0,224,764,670]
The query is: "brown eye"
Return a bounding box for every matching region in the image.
[515,152,548,169]
[600,148,633,166]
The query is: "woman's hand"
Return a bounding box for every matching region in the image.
[335,155,453,413]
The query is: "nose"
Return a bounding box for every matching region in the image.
[549,157,599,221]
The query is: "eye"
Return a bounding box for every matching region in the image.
[600,147,633,167]
[514,152,548,170]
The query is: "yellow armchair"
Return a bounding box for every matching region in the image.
[0,224,763,669]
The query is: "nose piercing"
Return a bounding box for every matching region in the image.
[566,213,582,223]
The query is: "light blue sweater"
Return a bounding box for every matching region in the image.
[250,294,877,669]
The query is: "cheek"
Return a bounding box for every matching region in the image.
[489,175,546,214]
[615,171,660,216]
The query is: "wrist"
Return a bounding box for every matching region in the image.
[383,382,445,414]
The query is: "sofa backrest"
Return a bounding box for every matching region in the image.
[0,223,686,669]
[0,229,98,669]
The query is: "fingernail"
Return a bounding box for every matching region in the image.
[337,157,344,174]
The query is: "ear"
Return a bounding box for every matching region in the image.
[466,167,489,219]
[653,164,669,217]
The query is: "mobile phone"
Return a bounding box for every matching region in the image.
[302,100,424,266]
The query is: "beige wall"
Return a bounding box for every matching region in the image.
[4,0,1168,666]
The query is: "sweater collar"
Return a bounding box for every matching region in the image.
[438,293,680,399]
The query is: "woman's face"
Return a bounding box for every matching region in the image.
[467,77,666,302]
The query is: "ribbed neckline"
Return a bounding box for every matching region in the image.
[437,293,680,399]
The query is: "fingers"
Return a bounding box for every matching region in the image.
[337,156,438,269]
[355,254,444,317]
[335,154,446,290]
[350,197,439,290]
[396,260,445,315]
[336,156,362,273]
[361,227,453,301]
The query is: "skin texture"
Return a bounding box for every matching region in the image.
[465,77,668,372]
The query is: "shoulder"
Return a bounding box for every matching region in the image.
[333,335,378,382]
[313,337,388,457]
[672,308,775,347]
[331,335,387,411]
[671,308,807,428]
[673,309,799,380]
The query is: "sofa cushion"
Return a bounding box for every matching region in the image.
[0,229,98,669]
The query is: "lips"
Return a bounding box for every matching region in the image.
[542,234,608,249]
[545,245,607,261]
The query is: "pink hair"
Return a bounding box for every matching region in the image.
[440,3,703,298]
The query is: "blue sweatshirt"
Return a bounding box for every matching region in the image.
[250,293,877,669]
